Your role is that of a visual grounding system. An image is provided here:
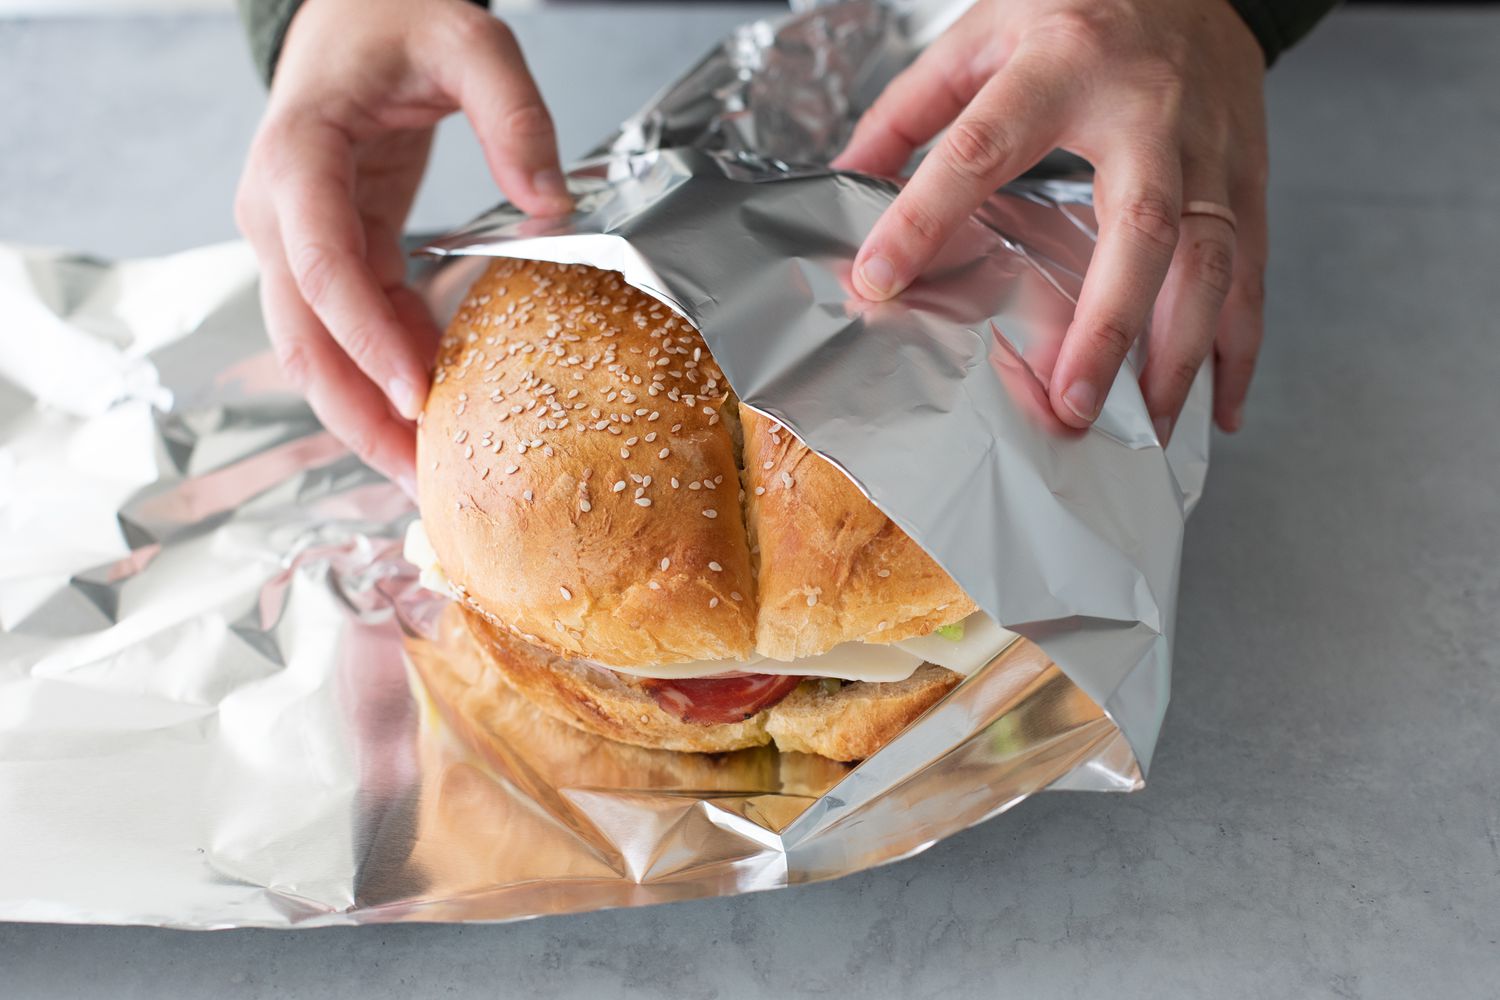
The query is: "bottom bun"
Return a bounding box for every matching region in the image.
[459,609,962,761]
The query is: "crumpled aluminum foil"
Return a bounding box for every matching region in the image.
[0,0,1208,928]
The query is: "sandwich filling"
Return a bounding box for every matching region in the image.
[406,519,1016,722]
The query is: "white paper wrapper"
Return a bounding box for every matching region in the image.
[0,0,1207,927]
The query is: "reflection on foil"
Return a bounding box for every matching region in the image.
[0,0,1206,928]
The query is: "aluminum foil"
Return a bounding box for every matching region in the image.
[0,0,1208,928]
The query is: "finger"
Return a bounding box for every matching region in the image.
[1142,197,1235,443]
[1049,147,1183,428]
[264,120,432,421]
[261,256,417,493]
[422,13,572,216]
[362,212,444,367]
[832,28,984,176]
[850,49,1075,300]
[1214,179,1268,432]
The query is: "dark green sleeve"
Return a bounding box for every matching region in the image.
[236,0,302,86]
[1226,0,1341,66]
[237,0,491,86]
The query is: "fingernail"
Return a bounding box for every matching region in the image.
[1229,405,1244,431]
[397,473,418,502]
[387,377,422,421]
[1153,415,1172,445]
[1062,381,1100,423]
[532,168,568,200]
[857,255,897,299]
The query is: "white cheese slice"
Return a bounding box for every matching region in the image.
[403,519,455,598]
[403,519,1017,683]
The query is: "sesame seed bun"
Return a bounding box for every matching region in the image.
[742,407,977,660]
[415,259,981,759]
[418,259,757,668]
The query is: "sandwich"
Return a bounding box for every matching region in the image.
[406,258,1011,761]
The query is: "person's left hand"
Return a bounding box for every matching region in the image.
[833,0,1268,443]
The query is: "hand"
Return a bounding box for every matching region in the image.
[235,0,571,494]
[833,0,1268,441]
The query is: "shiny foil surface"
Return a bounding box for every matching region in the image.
[0,0,1208,927]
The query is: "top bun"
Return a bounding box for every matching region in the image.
[417,259,974,667]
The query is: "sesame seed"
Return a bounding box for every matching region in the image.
[762,461,773,470]
[877,569,891,578]
[620,448,631,459]
[708,561,722,572]
[648,580,662,590]
[703,509,717,519]
[579,499,592,512]
[660,558,670,571]
[689,482,701,490]
[807,593,818,607]
[559,586,572,600]
[731,592,742,602]
[523,490,533,502]
[505,464,520,474]
[670,477,680,488]
[464,445,474,459]
[708,597,719,609]
[635,497,652,507]
[658,448,670,459]
[754,486,765,496]
[781,472,794,489]
[613,480,626,493]
[645,432,657,442]
[626,436,639,446]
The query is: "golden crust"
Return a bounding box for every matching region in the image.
[418,260,757,667]
[460,609,961,762]
[742,407,977,660]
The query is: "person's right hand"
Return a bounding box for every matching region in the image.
[236,0,570,496]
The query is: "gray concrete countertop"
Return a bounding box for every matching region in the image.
[1,6,1497,998]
